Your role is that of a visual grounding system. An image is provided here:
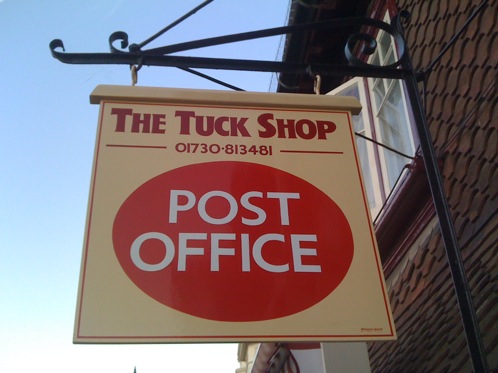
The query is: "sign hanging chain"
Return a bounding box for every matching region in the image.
[131,65,138,86]
[314,74,322,95]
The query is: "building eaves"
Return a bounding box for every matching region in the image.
[278,0,371,94]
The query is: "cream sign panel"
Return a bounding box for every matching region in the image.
[74,85,396,343]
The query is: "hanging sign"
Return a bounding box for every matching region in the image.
[74,85,396,343]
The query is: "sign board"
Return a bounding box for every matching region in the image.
[74,85,396,343]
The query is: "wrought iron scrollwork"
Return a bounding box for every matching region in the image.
[49,15,411,80]
[109,31,131,53]
[344,12,409,68]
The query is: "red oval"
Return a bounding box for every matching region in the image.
[113,161,353,321]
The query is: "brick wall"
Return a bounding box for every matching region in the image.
[368,0,497,371]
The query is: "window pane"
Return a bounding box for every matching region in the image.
[333,12,416,216]
[385,47,396,65]
[356,136,376,209]
[378,83,414,187]
[372,79,385,107]
[379,33,391,62]
[331,80,376,210]
[371,53,380,67]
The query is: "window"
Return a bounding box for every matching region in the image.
[329,15,416,220]
[368,26,415,191]
[330,78,385,217]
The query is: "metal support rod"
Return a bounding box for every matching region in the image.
[355,132,414,160]
[400,46,489,373]
[50,15,411,80]
[178,67,245,91]
[141,17,398,55]
[49,42,413,80]
[131,0,214,51]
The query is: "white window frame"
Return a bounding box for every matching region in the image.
[327,78,384,218]
[329,13,415,220]
[367,14,416,193]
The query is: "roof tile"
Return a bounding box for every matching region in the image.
[366,0,496,370]
[483,127,497,162]
[466,156,481,186]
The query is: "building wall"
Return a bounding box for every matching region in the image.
[367,0,497,371]
[236,343,259,373]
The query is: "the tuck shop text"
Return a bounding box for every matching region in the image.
[110,108,337,140]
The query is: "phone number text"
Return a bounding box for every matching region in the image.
[175,143,273,156]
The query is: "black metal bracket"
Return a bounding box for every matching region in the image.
[49,6,490,372]
[50,16,413,81]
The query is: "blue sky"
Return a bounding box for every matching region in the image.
[0,0,290,371]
